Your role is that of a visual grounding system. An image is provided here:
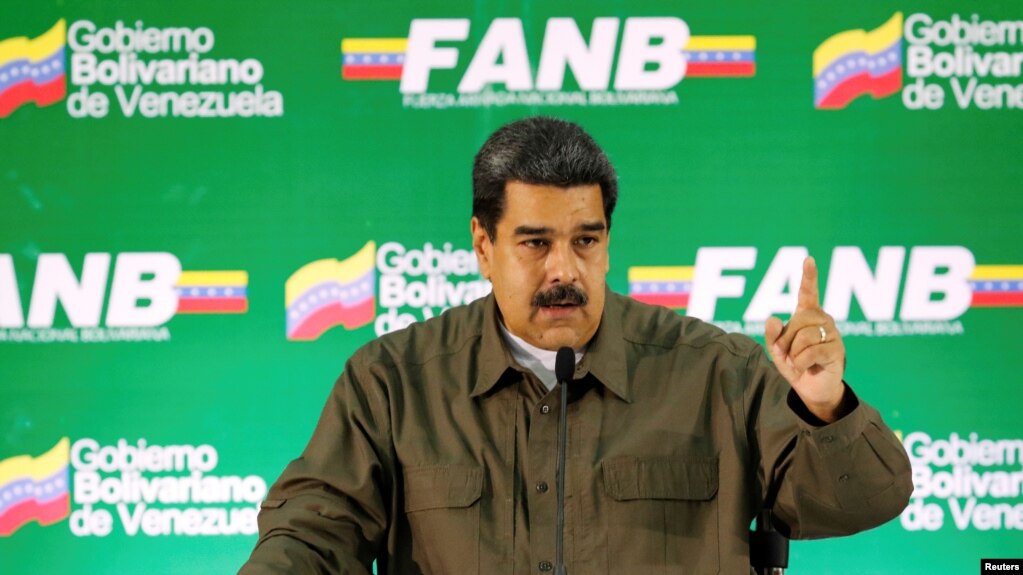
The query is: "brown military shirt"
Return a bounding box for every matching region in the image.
[240,290,912,574]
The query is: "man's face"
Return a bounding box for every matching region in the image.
[472,181,609,351]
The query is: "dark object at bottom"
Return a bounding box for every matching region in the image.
[750,509,789,575]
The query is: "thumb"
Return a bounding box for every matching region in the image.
[764,316,784,355]
[765,316,798,382]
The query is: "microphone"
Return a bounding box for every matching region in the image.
[554,347,575,575]
[555,346,575,383]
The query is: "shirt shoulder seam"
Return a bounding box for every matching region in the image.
[354,327,486,370]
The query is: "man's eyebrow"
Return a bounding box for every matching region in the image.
[514,225,552,236]
[513,222,607,235]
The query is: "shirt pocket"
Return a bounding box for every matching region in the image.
[403,464,483,574]
[601,456,719,574]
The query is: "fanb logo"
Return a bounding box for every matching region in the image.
[628,246,1022,337]
[0,253,247,343]
[341,17,756,109]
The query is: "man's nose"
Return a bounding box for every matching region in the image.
[545,241,579,283]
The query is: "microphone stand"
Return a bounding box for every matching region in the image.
[554,347,575,575]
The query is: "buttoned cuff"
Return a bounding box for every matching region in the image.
[787,384,868,455]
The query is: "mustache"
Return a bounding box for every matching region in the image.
[532,284,588,307]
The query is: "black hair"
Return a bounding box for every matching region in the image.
[472,116,618,240]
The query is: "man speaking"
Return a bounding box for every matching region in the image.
[240,117,911,574]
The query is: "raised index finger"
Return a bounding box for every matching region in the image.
[796,256,821,312]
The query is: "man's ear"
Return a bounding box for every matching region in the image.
[470,217,493,280]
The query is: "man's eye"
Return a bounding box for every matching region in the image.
[576,236,598,246]
[523,239,548,248]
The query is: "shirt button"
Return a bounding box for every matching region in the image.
[822,435,835,444]
[839,474,850,482]
[536,481,549,493]
[538,561,553,572]
[540,405,551,414]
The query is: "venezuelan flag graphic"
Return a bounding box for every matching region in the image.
[0,20,66,118]
[970,265,1023,307]
[628,266,693,310]
[286,242,376,340]
[0,438,70,537]
[341,38,406,80]
[813,13,903,110]
[683,36,756,77]
[175,271,249,314]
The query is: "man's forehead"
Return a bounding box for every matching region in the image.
[501,182,603,215]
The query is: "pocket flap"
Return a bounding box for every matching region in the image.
[602,456,718,501]
[404,464,484,512]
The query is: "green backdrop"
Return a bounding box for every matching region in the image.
[2,1,1020,573]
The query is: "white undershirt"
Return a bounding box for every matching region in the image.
[498,322,586,391]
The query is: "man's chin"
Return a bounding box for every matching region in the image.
[531,325,587,351]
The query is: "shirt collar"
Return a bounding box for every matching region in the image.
[576,288,631,402]
[471,287,632,402]
[472,294,516,398]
